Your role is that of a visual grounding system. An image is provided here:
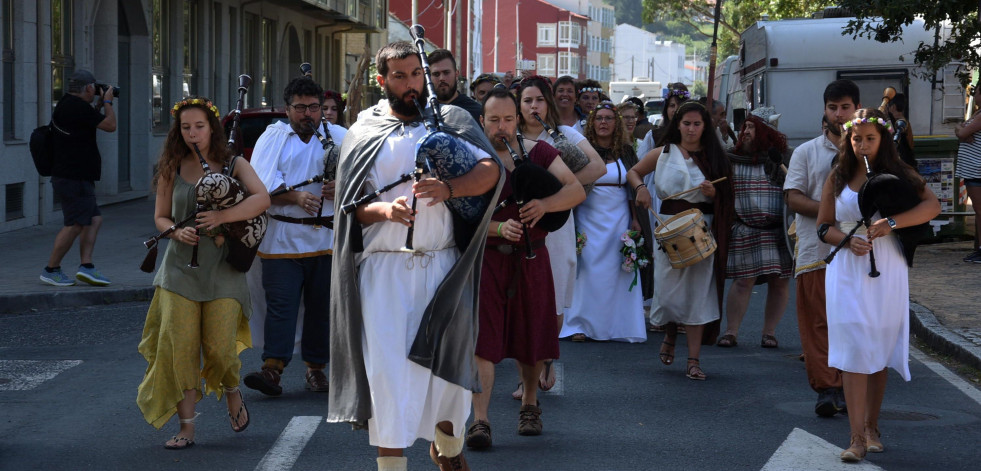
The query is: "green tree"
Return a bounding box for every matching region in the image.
[641,1,835,57]
[838,0,980,83]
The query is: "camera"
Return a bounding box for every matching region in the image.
[96,83,121,98]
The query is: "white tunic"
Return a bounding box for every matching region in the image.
[561,160,647,342]
[538,126,587,314]
[826,186,910,381]
[649,145,720,326]
[358,122,480,447]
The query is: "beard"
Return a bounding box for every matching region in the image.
[290,118,317,137]
[385,84,428,118]
[824,116,842,137]
[739,139,755,154]
[435,82,456,102]
[490,133,515,152]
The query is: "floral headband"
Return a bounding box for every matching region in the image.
[590,102,620,117]
[663,88,691,100]
[323,90,344,105]
[172,98,220,119]
[579,87,602,94]
[842,117,894,134]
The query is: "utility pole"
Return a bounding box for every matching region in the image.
[412,0,418,27]
[493,0,499,72]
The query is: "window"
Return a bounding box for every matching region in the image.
[557,52,579,77]
[5,182,23,221]
[537,23,555,47]
[151,0,168,132]
[558,22,580,48]
[3,0,14,139]
[182,0,198,98]
[51,0,73,110]
[537,54,555,77]
[260,18,275,106]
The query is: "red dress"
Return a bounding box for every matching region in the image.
[476,141,562,365]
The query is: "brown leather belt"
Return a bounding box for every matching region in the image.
[489,239,546,255]
[659,200,713,216]
[271,214,333,228]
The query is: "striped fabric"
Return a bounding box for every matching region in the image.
[956,133,981,179]
[726,161,793,279]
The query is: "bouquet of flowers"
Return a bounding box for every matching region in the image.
[575,230,587,255]
[620,230,650,291]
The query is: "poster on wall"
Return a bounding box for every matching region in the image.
[917,158,955,212]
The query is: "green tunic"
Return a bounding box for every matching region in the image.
[152,174,252,318]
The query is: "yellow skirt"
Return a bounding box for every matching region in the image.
[137,287,252,429]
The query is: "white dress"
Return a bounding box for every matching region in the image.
[560,160,647,342]
[826,186,911,381]
[649,146,720,326]
[357,123,473,448]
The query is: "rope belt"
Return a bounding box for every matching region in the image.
[368,246,456,269]
[839,222,867,236]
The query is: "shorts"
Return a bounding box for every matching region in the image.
[52,176,100,226]
[964,178,981,188]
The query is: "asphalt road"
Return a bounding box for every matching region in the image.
[2,287,980,471]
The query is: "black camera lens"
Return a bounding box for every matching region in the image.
[97,83,121,97]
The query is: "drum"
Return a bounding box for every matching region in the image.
[654,208,716,269]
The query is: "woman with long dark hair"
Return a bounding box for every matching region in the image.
[626,101,734,380]
[560,102,647,342]
[138,97,270,449]
[817,108,939,462]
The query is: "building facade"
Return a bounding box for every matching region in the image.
[548,0,612,87]
[389,0,472,79]
[0,0,385,234]
[612,24,686,87]
[479,0,588,82]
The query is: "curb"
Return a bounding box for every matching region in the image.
[0,287,155,315]
[910,302,981,372]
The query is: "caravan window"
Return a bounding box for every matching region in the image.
[837,70,908,110]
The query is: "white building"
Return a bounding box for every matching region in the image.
[612,24,685,87]
[547,0,614,86]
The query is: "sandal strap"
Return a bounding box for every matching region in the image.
[179,412,201,424]
[687,357,700,363]
[224,386,240,393]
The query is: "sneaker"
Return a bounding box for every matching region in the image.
[40,268,75,287]
[465,420,492,449]
[966,249,981,263]
[75,266,111,286]
[429,442,470,471]
[304,369,329,392]
[815,388,837,417]
[244,368,283,396]
[517,404,543,436]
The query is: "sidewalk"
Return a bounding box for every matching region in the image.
[1,198,979,371]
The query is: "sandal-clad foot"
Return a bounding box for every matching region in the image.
[511,382,523,400]
[225,387,250,433]
[538,360,556,391]
[865,423,884,453]
[164,412,199,450]
[716,333,738,347]
[570,333,587,342]
[686,358,706,381]
[659,340,675,365]
[761,334,779,348]
[840,432,867,462]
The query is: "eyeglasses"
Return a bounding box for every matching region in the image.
[290,103,322,113]
[594,116,617,122]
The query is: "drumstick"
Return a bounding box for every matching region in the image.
[647,207,666,226]
[663,177,728,201]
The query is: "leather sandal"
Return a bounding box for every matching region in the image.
[538,360,556,391]
[840,432,867,462]
[225,386,250,433]
[164,412,199,450]
[716,333,738,347]
[686,358,706,381]
[761,334,779,348]
[659,340,675,365]
[865,424,884,453]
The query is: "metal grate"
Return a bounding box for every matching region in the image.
[5,181,23,221]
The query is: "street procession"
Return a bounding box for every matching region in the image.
[4,1,981,470]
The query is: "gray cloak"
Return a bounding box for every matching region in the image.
[327,102,504,426]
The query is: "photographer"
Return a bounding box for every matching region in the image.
[40,69,117,287]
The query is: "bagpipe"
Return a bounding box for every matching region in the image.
[532,112,592,193]
[824,154,930,271]
[339,24,491,250]
[496,133,570,259]
[268,63,339,229]
[141,75,267,273]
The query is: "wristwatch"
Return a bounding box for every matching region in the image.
[886,217,897,229]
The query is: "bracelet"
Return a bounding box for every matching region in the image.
[817,223,831,243]
[444,179,455,199]
[496,222,504,237]
[104,100,113,105]
[634,183,646,191]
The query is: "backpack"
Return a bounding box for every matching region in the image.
[29,121,68,177]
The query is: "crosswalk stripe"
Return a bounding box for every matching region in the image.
[255,416,322,471]
[0,360,83,391]
[762,428,885,470]
[911,346,981,407]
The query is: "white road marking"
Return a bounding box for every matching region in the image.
[910,346,981,407]
[761,428,885,471]
[0,360,83,391]
[254,416,322,471]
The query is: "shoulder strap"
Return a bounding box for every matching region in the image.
[225,155,240,176]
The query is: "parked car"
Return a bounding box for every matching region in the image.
[221,106,287,160]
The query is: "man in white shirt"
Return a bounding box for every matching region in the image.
[783,79,860,417]
[243,77,346,396]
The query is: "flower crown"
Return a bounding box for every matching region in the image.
[172,98,220,119]
[663,88,691,100]
[579,86,602,94]
[323,90,344,106]
[842,117,894,134]
[591,101,619,116]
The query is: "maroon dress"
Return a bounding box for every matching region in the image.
[476,141,562,365]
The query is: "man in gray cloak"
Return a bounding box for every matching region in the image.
[327,41,502,471]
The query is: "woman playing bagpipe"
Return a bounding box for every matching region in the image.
[137,97,270,449]
[816,109,939,462]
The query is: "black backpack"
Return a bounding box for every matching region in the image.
[29,121,68,177]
